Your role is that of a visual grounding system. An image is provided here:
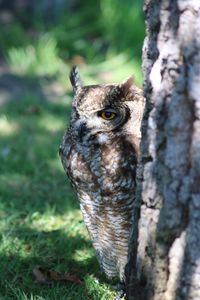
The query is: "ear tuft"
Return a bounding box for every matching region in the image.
[120,76,134,96]
[69,66,82,92]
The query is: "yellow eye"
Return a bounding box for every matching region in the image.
[99,111,116,120]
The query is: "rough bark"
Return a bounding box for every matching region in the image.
[126,1,200,299]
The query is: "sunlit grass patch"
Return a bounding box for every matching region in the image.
[73,247,95,264]
[38,114,65,133]
[28,208,83,233]
[85,275,116,300]
[0,115,19,136]
[7,34,65,77]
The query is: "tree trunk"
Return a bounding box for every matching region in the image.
[126,1,200,299]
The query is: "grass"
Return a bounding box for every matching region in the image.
[6,35,143,87]
[0,1,145,298]
[7,35,63,77]
[0,76,116,299]
[2,0,144,85]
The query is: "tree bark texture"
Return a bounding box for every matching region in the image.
[126,1,200,299]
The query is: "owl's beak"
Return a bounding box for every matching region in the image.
[78,122,88,141]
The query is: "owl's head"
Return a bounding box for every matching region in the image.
[69,66,143,143]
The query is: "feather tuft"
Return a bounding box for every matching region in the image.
[69,66,82,92]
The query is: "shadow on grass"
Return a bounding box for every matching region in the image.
[0,226,100,299]
[0,72,110,299]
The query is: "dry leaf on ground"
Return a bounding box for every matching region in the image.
[33,265,83,285]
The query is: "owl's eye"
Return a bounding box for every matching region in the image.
[98,110,117,120]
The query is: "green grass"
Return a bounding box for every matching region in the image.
[0,79,116,299]
[7,35,64,77]
[0,2,145,298]
[7,39,142,87]
[2,0,144,86]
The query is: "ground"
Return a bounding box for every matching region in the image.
[0,65,116,300]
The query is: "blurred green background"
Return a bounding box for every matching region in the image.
[0,1,145,299]
[0,0,145,84]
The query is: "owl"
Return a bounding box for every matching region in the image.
[59,67,144,286]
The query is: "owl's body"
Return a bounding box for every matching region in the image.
[59,67,144,282]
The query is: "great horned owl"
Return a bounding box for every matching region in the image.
[59,67,144,284]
